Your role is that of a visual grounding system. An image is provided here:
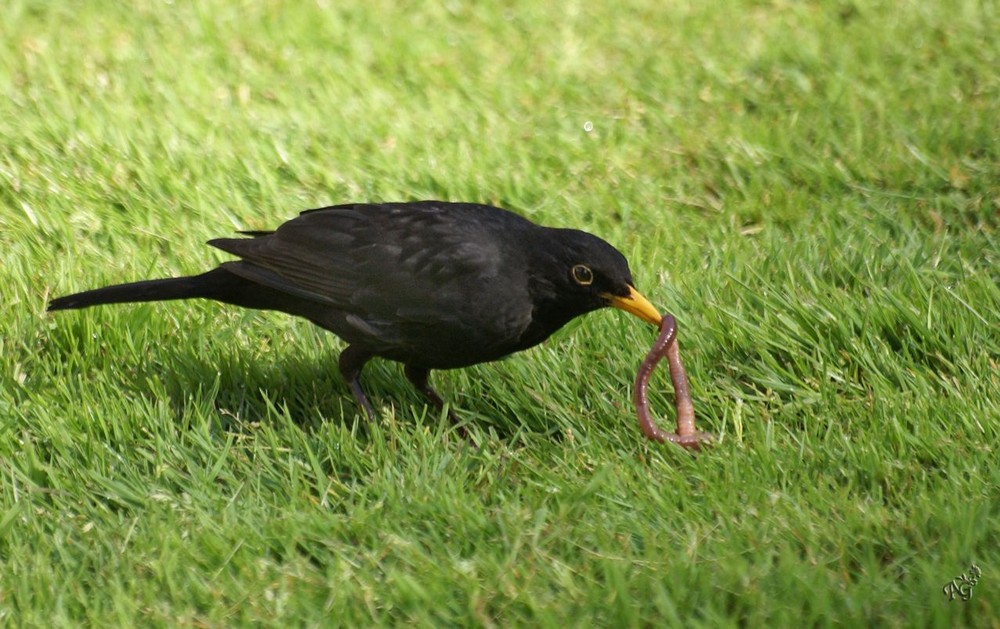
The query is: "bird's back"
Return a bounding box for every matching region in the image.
[209,201,543,367]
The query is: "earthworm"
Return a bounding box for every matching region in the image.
[633,314,713,450]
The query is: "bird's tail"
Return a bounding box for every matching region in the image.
[48,269,232,311]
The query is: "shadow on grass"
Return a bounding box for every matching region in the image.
[124,343,533,441]
[44,310,566,443]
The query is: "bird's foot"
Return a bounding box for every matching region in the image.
[404,364,474,442]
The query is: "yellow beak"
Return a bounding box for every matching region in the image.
[604,285,662,325]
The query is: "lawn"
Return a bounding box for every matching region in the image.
[1,0,998,626]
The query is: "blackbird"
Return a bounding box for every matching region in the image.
[49,201,662,420]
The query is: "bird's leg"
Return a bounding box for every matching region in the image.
[403,365,447,410]
[338,345,376,420]
[404,365,461,427]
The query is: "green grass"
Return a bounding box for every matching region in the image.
[2,0,998,625]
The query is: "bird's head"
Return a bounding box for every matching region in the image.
[536,228,662,326]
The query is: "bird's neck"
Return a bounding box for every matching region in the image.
[511,230,600,349]
[519,276,597,350]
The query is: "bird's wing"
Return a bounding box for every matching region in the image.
[208,203,530,334]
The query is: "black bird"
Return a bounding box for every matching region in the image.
[48,201,662,420]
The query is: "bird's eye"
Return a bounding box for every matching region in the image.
[571,264,594,286]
